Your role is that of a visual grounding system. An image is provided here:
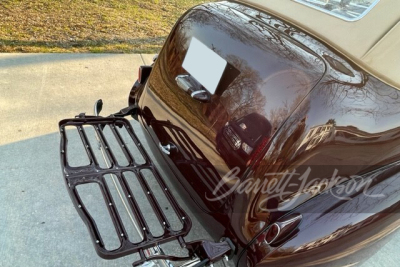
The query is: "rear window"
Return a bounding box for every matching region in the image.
[294,0,380,21]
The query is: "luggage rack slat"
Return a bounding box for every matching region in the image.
[117,121,152,166]
[117,172,151,240]
[59,116,192,260]
[76,125,98,166]
[93,123,118,167]
[150,167,189,227]
[98,175,128,242]
[135,169,173,230]
[109,124,136,165]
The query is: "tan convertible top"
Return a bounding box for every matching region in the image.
[235,0,400,89]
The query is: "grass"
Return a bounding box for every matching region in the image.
[0,0,208,53]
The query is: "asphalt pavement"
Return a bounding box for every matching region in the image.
[0,53,399,267]
[0,53,214,267]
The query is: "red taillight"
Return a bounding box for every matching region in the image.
[247,137,270,167]
[265,223,280,244]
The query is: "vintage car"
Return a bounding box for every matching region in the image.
[59,0,400,266]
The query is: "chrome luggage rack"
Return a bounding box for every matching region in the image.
[58,103,234,267]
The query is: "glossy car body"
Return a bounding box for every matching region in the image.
[216,113,272,169]
[129,1,400,266]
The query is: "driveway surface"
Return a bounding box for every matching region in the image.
[0,53,399,267]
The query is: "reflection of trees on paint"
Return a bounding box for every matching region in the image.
[169,3,324,131]
[269,94,306,132]
[229,3,327,57]
[220,55,266,119]
[177,3,324,74]
[317,75,400,120]
[215,3,324,71]
[253,97,311,176]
